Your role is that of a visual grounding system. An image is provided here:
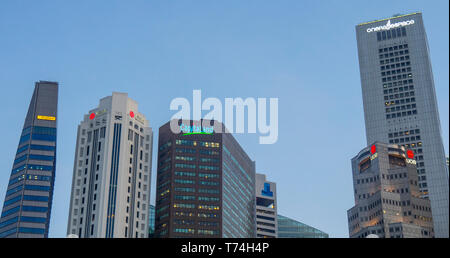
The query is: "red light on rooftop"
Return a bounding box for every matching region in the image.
[89,113,95,120]
[130,111,135,118]
[407,150,414,159]
[370,145,376,154]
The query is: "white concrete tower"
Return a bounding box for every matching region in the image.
[67,92,153,238]
[255,173,277,238]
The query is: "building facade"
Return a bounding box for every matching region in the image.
[277,215,328,238]
[0,81,58,238]
[149,204,155,238]
[347,142,434,238]
[255,173,277,238]
[356,12,449,237]
[66,92,153,238]
[155,120,256,238]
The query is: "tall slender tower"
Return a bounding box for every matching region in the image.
[66,92,153,238]
[356,12,449,237]
[0,81,58,238]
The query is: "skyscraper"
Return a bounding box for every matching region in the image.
[0,81,58,238]
[255,173,277,238]
[66,92,153,238]
[277,215,328,238]
[155,120,256,238]
[347,142,434,238]
[356,12,449,237]
[149,204,155,238]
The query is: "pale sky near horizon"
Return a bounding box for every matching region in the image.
[0,0,448,238]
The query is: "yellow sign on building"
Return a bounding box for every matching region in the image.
[37,115,56,121]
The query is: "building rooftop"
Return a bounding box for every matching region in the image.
[357,12,421,26]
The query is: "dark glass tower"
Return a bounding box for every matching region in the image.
[0,81,58,238]
[155,120,256,238]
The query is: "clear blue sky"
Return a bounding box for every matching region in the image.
[0,0,448,238]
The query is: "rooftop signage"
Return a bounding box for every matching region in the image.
[261,183,274,197]
[406,150,417,165]
[366,19,415,33]
[135,113,145,124]
[180,123,214,136]
[370,145,378,161]
[89,109,107,120]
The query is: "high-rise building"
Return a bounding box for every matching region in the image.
[446,157,449,173]
[0,81,58,238]
[155,120,256,238]
[66,92,153,238]
[277,215,328,238]
[347,142,434,238]
[255,173,277,238]
[356,12,449,237]
[148,204,155,238]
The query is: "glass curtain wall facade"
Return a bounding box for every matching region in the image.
[155,120,256,238]
[0,81,58,238]
[149,204,155,237]
[277,214,328,238]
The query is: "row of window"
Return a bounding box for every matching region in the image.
[1,205,48,217]
[173,219,219,227]
[381,67,411,78]
[383,83,414,93]
[380,55,410,66]
[175,148,220,156]
[173,228,219,235]
[386,110,417,119]
[0,227,45,237]
[384,94,415,104]
[174,163,220,171]
[174,179,219,186]
[388,129,420,138]
[0,216,46,229]
[6,184,50,197]
[173,171,221,179]
[386,104,417,114]
[12,164,53,176]
[14,154,54,165]
[376,27,407,41]
[382,73,412,83]
[16,144,55,155]
[173,203,220,211]
[172,211,218,218]
[9,174,51,187]
[175,139,220,148]
[379,44,409,53]
[379,49,410,60]
[3,195,49,208]
[174,156,221,163]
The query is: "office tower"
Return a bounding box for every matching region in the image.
[356,12,449,237]
[277,215,328,238]
[0,81,58,238]
[447,157,449,172]
[66,92,153,238]
[347,142,434,238]
[149,204,155,238]
[155,120,256,238]
[255,173,277,238]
